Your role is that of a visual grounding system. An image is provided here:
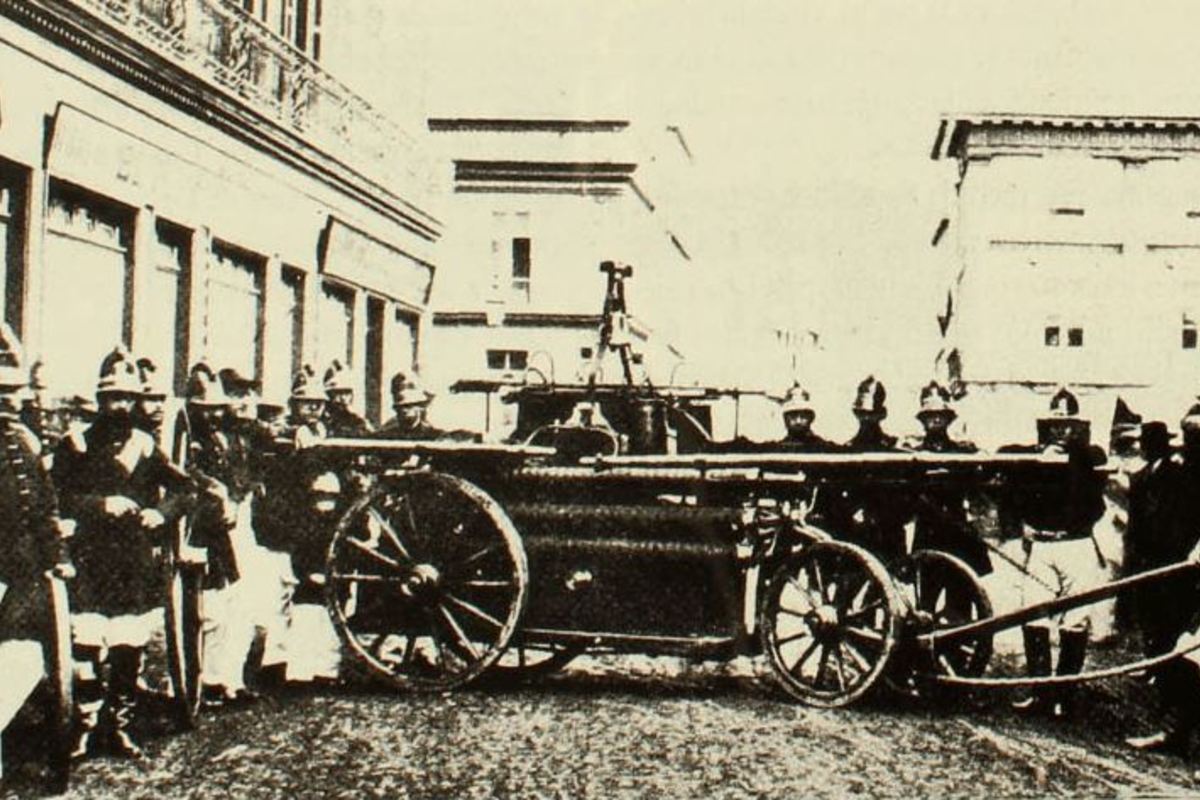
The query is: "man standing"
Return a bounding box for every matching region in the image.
[1125,406,1200,754]
[133,357,168,440]
[999,388,1107,716]
[906,381,991,575]
[0,323,69,644]
[288,365,328,449]
[54,346,191,758]
[835,376,908,564]
[323,360,372,438]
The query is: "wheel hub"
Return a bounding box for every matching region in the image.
[401,563,442,604]
[809,604,841,642]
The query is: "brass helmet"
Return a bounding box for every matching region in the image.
[136,356,168,401]
[96,345,142,397]
[916,380,955,421]
[290,364,326,403]
[185,362,228,407]
[852,375,887,417]
[323,359,355,396]
[390,371,432,408]
[780,382,815,416]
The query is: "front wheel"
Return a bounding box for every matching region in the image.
[326,472,529,691]
[759,541,901,708]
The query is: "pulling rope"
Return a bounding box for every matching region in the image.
[930,635,1200,689]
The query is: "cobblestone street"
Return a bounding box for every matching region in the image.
[6,653,1196,799]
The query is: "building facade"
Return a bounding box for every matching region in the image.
[0,0,439,429]
[421,118,693,435]
[931,114,1200,446]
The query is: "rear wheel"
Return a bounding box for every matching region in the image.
[759,541,901,707]
[326,472,528,691]
[905,550,993,679]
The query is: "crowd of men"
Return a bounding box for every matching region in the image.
[3,329,1200,768]
[0,324,451,761]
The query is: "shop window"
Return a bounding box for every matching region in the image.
[0,162,26,335]
[208,242,264,383]
[147,219,190,395]
[42,181,133,400]
[282,268,305,380]
[318,280,354,372]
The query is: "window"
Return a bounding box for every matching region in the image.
[580,347,593,359]
[146,219,190,395]
[1067,327,1084,347]
[42,182,133,400]
[511,237,531,300]
[1185,327,1198,350]
[1052,207,1085,216]
[318,281,354,372]
[486,350,527,371]
[0,162,26,335]
[208,243,264,382]
[282,268,305,380]
[1044,326,1061,347]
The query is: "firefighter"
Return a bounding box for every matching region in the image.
[53,346,191,759]
[775,382,841,452]
[999,387,1107,717]
[0,322,71,644]
[833,376,908,564]
[133,357,168,440]
[906,381,991,575]
[323,360,372,438]
[288,365,327,449]
[214,366,293,690]
[1125,406,1200,754]
[377,372,475,441]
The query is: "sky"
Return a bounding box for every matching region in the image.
[324,1,1200,432]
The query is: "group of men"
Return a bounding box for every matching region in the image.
[0,329,446,761]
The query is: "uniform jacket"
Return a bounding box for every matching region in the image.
[0,414,66,638]
[905,433,991,574]
[324,405,373,439]
[53,416,191,617]
[831,422,908,563]
[996,440,1106,541]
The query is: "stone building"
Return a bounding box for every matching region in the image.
[421,117,694,435]
[931,113,1200,446]
[0,0,439,428]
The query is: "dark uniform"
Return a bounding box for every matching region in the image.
[834,377,908,564]
[906,381,991,575]
[323,360,373,438]
[53,347,191,758]
[1125,411,1200,753]
[0,407,66,641]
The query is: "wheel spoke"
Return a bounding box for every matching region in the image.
[437,605,481,661]
[458,579,512,589]
[815,644,832,688]
[790,638,822,678]
[841,641,873,674]
[832,643,849,691]
[843,625,885,650]
[346,536,403,570]
[454,545,501,573]
[776,630,814,648]
[444,592,504,630]
[367,507,414,562]
[843,598,884,623]
[329,572,407,584]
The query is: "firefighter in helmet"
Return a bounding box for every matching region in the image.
[53,346,191,758]
[322,360,372,438]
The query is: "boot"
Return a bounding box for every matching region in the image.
[103,646,146,759]
[69,646,104,761]
[1050,623,1090,718]
[1012,622,1053,713]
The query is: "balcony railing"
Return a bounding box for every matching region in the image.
[67,0,416,191]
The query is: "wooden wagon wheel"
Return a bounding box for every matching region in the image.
[43,573,74,794]
[164,409,205,728]
[908,550,993,679]
[325,472,529,691]
[759,541,902,708]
